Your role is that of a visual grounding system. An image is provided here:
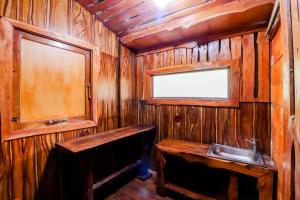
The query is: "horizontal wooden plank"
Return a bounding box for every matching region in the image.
[56,125,156,154]
[165,183,216,200]
[7,120,97,141]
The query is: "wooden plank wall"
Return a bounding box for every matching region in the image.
[270,24,285,200]
[136,32,271,168]
[120,46,138,127]
[0,1,137,200]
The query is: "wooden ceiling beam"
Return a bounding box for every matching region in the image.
[115,0,234,36]
[120,0,274,45]
[134,24,267,53]
[104,0,214,34]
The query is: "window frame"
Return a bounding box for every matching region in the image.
[0,17,99,141]
[143,60,241,107]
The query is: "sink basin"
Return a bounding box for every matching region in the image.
[207,144,264,166]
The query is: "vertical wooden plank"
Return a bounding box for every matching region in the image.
[254,103,271,155]
[174,48,181,65]
[163,51,169,67]
[146,53,155,69]
[216,108,229,144]
[230,36,242,99]
[180,48,187,64]
[241,34,255,102]
[191,46,199,64]
[0,142,11,200]
[257,32,270,102]
[217,108,236,147]
[186,48,192,64]
[0,18,13,141]
[219,38,231,60]
[18,0,33,24]
[168,49,174,66]
[11,139,23,200]
[157,52,163,68]
[136,56,144,124]
[32,0,49,29]
[35,134,56,188]
[208,41,219,62]
[22,137,37,200]
[237,103,254,149]
[107,55,118,130]
[49,0,69,34]
[185,106,202,142]
[1,0,18,19]
[120,46,137,127]
[159,106,173,141]
[199,44,208,62]
[97,53,108,132]
[230,36,242,59]
[202,107,216,144]
[71,1,94,43]
[173,106,185,140]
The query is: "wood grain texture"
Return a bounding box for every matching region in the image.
[271,1,300,198]
[0,1,134,199]
[120,46,138,127]
[241,34,255,102]
[137,31,271,169]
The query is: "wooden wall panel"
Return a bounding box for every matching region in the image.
[270,24,287,200]
[0,1,135,199]
[241,34,255,102]
[271,0,300,196]
[120,46,138,127]
[137,31,271,168]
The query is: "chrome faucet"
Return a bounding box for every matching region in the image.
[246,138,257,152]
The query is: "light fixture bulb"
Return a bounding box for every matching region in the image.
[153,0,174,8]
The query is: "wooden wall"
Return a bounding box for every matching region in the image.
[0,0,137,199]
[120,46,138,127]
[136,32,271,168]
[272,0,300,199]
[270,24,285,200]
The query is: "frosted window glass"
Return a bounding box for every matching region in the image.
[153,68,229,98]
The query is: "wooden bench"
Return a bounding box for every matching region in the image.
[56,125,156,200]
[156,139,275,200]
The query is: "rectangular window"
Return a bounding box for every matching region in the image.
[0,17,98,141]
[153,68,229,99]
[143,60,240,107]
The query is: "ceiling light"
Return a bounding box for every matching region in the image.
[153,0,174,8]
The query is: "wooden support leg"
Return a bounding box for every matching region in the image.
[227,174,238,200]
[79,155,93,200]
[156,149,166,196]
[258,173,273,200]
[138,133,154,180]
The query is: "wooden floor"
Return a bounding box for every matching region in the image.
[104,176,173,200]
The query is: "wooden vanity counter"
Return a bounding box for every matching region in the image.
[156,139,276,200]
[56,125,155,154]
[56,125,156,200]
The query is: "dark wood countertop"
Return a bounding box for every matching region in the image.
[156,139,275,177]
[56,125,156,154]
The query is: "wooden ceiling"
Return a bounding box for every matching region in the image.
[76,0,274,52]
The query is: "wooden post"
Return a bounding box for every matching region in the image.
[227,173,238,200]
[258,173,273,200]
[156,149,166,196]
